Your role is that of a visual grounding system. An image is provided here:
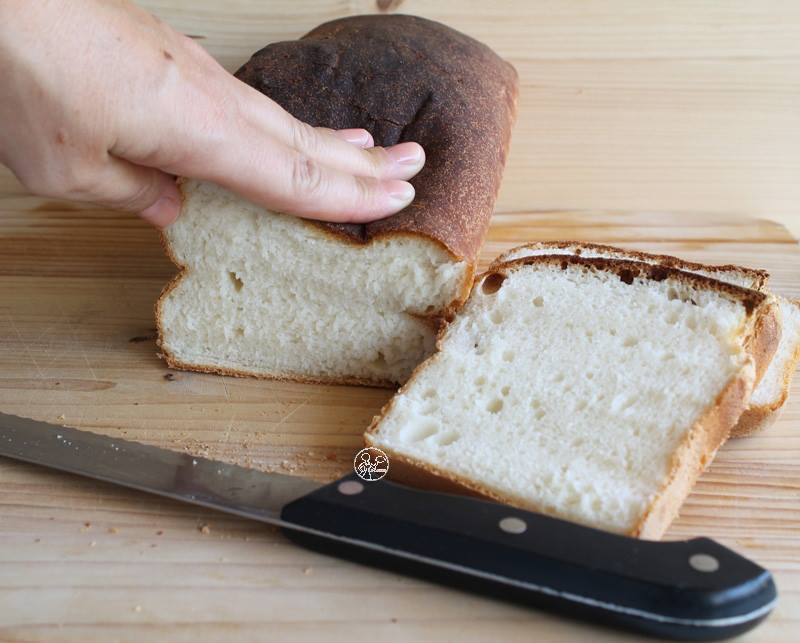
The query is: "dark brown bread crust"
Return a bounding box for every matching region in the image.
[493,255,769,313]
[234,14,518,261]
[491,241,770,290]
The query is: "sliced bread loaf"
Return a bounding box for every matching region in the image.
[156,15,518,386]
[493,242,785,437]
[366,256,770,538]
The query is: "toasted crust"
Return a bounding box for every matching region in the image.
[733,405,784,437]
[365,255,769,538]
[491,241,770,290]
[235,14,518,262]
[489,255,769,314]
[745,298,781,387]
[732,299,800,437]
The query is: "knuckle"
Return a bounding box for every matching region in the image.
[290,121,319,156]
[290,154,325,197]
[366,146,390,177]
[352,175,377,212]
[61,163,102,200]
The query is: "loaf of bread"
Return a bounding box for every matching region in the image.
[157,15,518,385]
[495,241,787,436]
[366,255,771,538]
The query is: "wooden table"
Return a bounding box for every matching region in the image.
[1,2,799,641]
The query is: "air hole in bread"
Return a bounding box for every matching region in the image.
[422,401,439,414]
[422,388,437,399]
[533,296,544,307]
[228,271,244,292]
[501,385,510,396]
[486,398,504,413]
[667,311,680,324]
[490,309,505,324]
[576,399,588,411]
[530,398,541,409]
[481,272,506,295]
[623,336,638,347]
[534,408,546,420]
[554,372,565,383]
[405,420,439,442]
[369,351,388,368]
[474,375,486,386]
[502,349,515,362]
[436,431,460,446]
[667,287,679,301]
[424,304,436,314]
[235,327,245,337]
[618,269,635,285]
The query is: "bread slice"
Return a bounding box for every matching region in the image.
[366,256,770,538]
[156,15,518,386]
[735,297,800,436]
[493,242,783,436]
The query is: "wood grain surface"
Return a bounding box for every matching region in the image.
[1,2,799,642]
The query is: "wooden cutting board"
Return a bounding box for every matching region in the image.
[1,170,798,641]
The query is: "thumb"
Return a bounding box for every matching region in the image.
[87,156,181,228]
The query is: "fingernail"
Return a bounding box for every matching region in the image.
[385,180,415,206]
[335,128,374,148]
[139,195,180,228]
[385,142,424,167]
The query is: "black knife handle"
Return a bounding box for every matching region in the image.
[281,474,776,641]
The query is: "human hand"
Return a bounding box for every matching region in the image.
[0,0,425,227]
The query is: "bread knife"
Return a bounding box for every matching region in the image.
[0,411,776,640]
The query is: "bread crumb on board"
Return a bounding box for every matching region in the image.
[199,524,211,535]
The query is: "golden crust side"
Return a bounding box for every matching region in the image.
[732,299,800,437]
[732,405,784,438]
[366,254,768,538]
[632,363,754,539]
[491,241,770,290]
[745,298,781,387]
